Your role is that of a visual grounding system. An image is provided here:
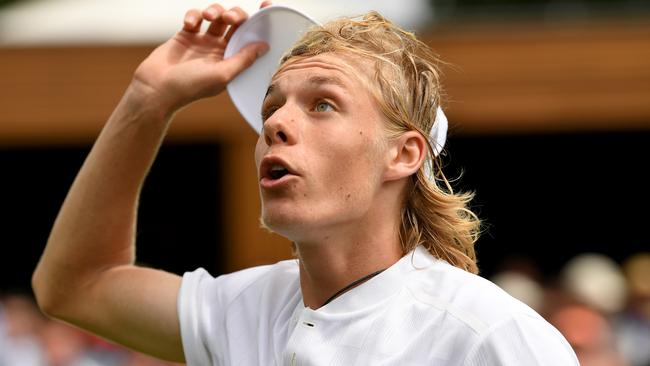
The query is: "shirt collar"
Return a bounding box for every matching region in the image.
[309,245,437,314]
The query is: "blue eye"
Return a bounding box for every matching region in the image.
[315,101,333,112]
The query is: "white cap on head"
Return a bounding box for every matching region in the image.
[224,5,448,157]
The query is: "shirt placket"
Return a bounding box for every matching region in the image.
[283,308,320,366]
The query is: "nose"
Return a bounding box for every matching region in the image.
[262,106,296,146]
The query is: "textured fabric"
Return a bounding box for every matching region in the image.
[178,246,579,365]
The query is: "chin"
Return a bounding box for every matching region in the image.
[260,205,313,241]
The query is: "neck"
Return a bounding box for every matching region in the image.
[295,215,403,309]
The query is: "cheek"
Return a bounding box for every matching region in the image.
[316,136,383,198]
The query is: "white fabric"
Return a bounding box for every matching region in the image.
[178,246,578,365]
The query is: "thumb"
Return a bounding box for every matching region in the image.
[220,42,269,81]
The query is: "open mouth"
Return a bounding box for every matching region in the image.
[269,164,290,180]
[260,157,297,187]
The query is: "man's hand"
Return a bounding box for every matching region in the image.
[131,2,270,115]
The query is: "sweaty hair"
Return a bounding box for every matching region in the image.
[278,12,481,273]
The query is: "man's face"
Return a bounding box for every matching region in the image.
[254,53,389,242]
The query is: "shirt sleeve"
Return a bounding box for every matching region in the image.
[462,313,579,366]
[177,265,278,366]
[178,268,214,366]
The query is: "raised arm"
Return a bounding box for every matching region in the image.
[31,3,269,362]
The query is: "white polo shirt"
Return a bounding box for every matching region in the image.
[178,246,578,365]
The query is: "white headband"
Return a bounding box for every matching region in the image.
[431,106,448,156]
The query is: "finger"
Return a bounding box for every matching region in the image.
[219,42,269,81]
[203,4,227,36]
[260,1,272,9]
[182,9,203,33]
[222,7,248,26]
[202,3,225,21]
[223,23,240,43]
[222,7,248,41]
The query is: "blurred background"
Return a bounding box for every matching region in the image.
[1,0,649,365]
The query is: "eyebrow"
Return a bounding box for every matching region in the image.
[264,75,348,99]
[306,75,348,89]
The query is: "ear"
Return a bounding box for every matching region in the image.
[383,131,427,182]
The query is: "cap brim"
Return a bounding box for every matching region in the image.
[224,5,319,134]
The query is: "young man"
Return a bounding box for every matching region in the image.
[32,2,579,365]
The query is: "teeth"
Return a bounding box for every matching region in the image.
[271,164,286,172]
[268,163,289,180]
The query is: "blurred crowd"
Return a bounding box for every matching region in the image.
[0,293,182,366]
[491,252,650,366]
[1,251,649,366]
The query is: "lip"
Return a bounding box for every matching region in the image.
[259,155,299,189]
[260,173,298,189]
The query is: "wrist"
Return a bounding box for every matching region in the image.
[122,79,178,122]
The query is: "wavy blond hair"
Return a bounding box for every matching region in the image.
[278,12,481,273]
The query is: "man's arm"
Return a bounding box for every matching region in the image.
[31,3,269,362]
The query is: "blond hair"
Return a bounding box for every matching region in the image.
[278,12,481,273]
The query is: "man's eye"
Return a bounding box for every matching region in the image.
[315,101,333,113]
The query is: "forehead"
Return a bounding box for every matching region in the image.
[268,53,373,94]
